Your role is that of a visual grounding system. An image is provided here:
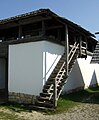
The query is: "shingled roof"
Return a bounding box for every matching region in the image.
[90,41,99,64]
[0,9,95,38]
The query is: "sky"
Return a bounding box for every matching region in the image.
[0,0,99,39]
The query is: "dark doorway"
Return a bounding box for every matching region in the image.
[0,58,8,104]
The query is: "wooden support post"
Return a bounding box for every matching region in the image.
[41,20,46,36]
[57,29,61,41]
[18,25,22,39]
[74,36,76,43]
[85,37,87,58]
[53,79,57,108]
[44,52,46,85]
[79,36,82,57]
[65,25,69,76]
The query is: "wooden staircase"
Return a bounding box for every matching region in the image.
[34,42,80,109]
[90,41,99,64]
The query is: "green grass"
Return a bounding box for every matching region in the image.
[0,86,99,118]
[0,103,30,120]
[46,86,99,114]
[3,103,30,112]
[0,111,20,120]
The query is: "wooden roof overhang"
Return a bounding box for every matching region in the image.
[0,9,95,35]
[0,9,52,29]
[0,9,97,44]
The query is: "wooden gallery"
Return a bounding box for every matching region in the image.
[0,9,98,108]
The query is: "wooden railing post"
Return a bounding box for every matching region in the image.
[53,79,57,108]
[85,37,88,58]
[65,25,69,76]
[18,25,22,39]
[79,36,82,57]
[41,20,46,36]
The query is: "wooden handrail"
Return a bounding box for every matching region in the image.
[68,42,77,57]
[68,43,79,64]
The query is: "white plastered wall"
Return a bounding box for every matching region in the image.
[43,41,64,84]
[9,41,44,95]
[8,41,64,96]
[9,40,99,96]
[63,55,99,93]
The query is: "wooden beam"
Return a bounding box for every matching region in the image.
[65,25,69,76]
[19,16,52,25]
[85,36,87,50]
[46,25,63,30]
[41,20,46,36]
[79,36,82,57]
[0,16,52,30]
[57,29,61,40]
[18,25,22,39]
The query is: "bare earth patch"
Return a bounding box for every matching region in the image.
[0,103,99,120]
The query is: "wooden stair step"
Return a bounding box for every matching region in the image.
[58,79,65,84]
[46,79,61,85]
[40,92,52,97]
[43,88,53,93]
[57,83,64,89]
[62,75,68,79]
[46,81,54,85]
[60,57,65,60]
[59,78,66,82]
[59,59,65,63]
[50,74,57,78]
[58,81,65,86]
[47,79,59,84]
[57,74,66,78]
[59,71,65,74]
[29,105,54,111]
[55,66,61,69]
[38,96,50,101]
[44,85,53,89]
[53,71,60,74]
[38,96,53,103]
[35,101,54,108]
[57,74,62,77]
[57,62,64,66]
[54,68,61,71]
[48,78,57,82]
[61,68,65,71]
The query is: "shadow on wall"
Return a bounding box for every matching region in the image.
[63,60,85,94]
[43,41,64,55]
[62,86,99,104]
[62,63,99,104]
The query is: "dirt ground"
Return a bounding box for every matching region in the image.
[0,103,99,120]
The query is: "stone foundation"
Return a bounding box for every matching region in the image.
[8,92,37,104]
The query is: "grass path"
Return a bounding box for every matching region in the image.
[0,87,99,119]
